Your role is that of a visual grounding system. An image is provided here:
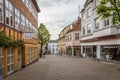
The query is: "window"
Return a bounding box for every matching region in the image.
[22,0,38,21]
[26,19,30,32]
[75,33,79,40]
[104,19,109,26]
[22,0,25,3]
[87,7,91,18]
[70,34,72,41]
[7,47,14,74]
[82,12,86,20]
[53,45,54,47]
[21,14,26,32]
[83,27,85,35]
[15,8,20,30]
[95,0,100,7]
[5,0,14,27]
[0,0,3,23]
[25,0,29,8]
[87,24,91,34]
[95,18,100,30]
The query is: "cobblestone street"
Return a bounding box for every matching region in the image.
[4,55,120,80]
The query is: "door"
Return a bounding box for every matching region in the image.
[18,47,22,70]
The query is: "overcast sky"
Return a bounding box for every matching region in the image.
[37,0,85,40]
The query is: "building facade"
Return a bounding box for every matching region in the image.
[81,0,120,61]
[58,29,66,56]
[0,0,40,77]
[65,18,81,57]
[48,40,58,55]
[58,18,81,57]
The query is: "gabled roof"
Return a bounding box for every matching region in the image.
[66,18,81,34]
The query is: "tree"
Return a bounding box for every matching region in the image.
[38,23,50,57]
[96,0,120,25]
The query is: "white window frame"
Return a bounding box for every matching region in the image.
[87,24,91,34]
[15,8,20,31]
[7,47,14,74]
[87,7,91,18]
[5,0,14,28]
[104,19,109,27]
[75,33,79,40]
[0,0,3,23]
[95,18,100,30]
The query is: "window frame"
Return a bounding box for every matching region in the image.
[0,0,3,23]
[87,23,91,34]
[87,7,91,18]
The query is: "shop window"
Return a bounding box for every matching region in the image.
[7,47,14,74]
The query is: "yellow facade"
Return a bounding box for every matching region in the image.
[0,0,40,77]
[2,29,39,77]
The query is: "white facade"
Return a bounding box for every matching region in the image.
[81,0,120,61]
[48,40,58,54]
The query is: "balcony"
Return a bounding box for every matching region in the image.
[81,26,120,41]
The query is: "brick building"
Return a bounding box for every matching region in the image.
[0,0,40,77]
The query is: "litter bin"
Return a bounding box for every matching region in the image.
[0,67,3,80]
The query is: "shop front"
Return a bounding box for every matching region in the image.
[100,45,120,61]
[82,46,97,58]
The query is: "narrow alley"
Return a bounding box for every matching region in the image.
[4,55,120,80]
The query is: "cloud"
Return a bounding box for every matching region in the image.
[37,0,85,40]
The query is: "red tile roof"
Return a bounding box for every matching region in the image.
[72,19,81,31]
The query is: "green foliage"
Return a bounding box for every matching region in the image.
[0,30,12,47]
[11,40,24,47]
[38,23,50,45]
[0,30,24,48]
[97,0,120,24]
[38,23,50,57]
